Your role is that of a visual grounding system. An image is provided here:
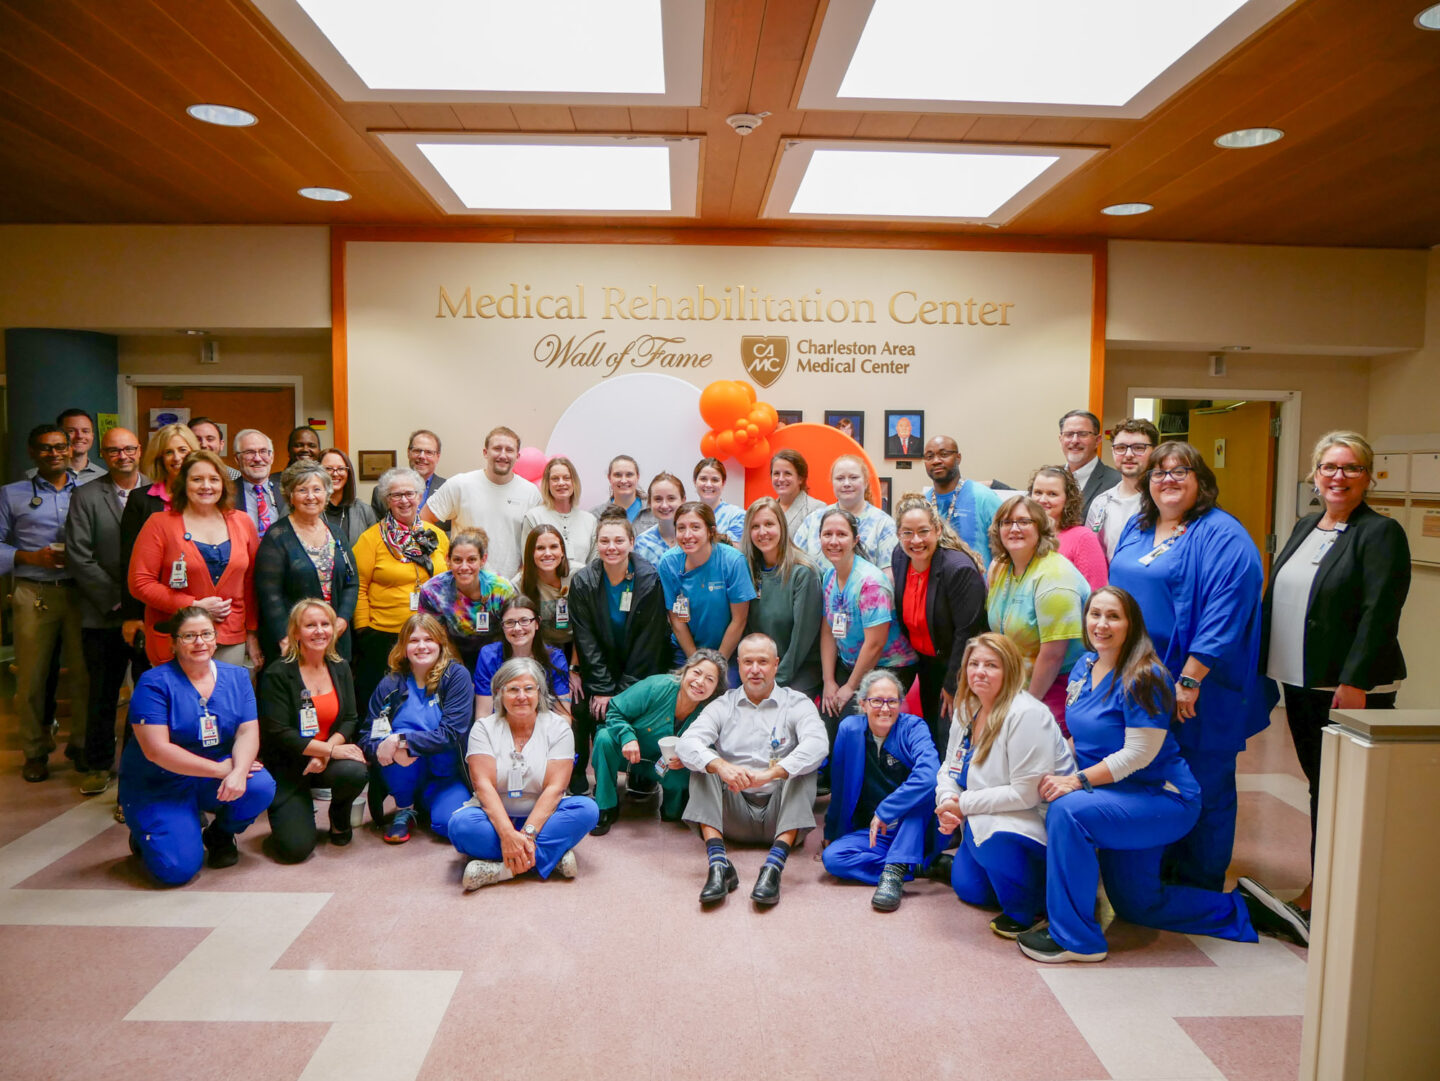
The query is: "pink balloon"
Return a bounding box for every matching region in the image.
[515,446,548,482]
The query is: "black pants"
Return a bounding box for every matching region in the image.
[914,652,953,753]
[570,697,598,794]
[1283,683,1397,867]
[265,758,369,863]
[81,627,145,772]
[353,628,399,720]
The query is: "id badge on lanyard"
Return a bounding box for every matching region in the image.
[769,727,784,768]
[506,750,526,799]
[831,609,849,638]
[619,588,633,612]
[948,731,971,785]
[408,591,420,612]
[1313,521,1346,564]
[477,609,490,633]
[1138,523,1187,567]
[371,706,393,739]
[299,690,319,737]
[1067,656,1096,708]
[554,597,570,629]
[199,700,220,748]
[169,557,188,589]
[672,593,689,619]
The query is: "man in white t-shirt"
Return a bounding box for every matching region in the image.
[421,426,540,578]
[1084,418,1160,559]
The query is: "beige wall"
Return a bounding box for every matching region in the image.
[1367,247,1440,709]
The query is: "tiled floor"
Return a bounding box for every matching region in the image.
[1,705,1311,1081]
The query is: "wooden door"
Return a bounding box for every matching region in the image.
[134,385,296,458]
[1188,401,1277,573]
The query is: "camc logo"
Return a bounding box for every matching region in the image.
[740,335,789,387]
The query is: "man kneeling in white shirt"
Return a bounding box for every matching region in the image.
[677,633,827,908]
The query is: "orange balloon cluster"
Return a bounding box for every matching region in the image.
[698,380,779,470]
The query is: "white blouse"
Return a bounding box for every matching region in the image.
[465,709,574,816]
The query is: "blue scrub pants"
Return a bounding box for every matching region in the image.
[449,796,600,879]
[1165,750,1238,892]
[823,827,914,885]
[1045,783,1256,956]
[123,769,276,887]
[951,823,1047,927]
[378,757,469,839]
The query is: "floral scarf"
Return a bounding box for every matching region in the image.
[380,513,437,576]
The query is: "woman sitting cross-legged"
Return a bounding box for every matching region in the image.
[934,632,1073,939]
[821,668,941,912]
[450,657,600,890]
[589,649,726,835]
[258,599,368,862]
[360,613,473,844]
[1017,587,1307,964]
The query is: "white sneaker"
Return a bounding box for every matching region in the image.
[462,859,513,892]
[555,849,578,880]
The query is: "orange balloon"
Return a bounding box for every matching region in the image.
[715,429,737,457]
[700,381,751,430]
[737,439,770,470]
[699,430,719,459]
[750,402,778,437]
[739,381,757,405]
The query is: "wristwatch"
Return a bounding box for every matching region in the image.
[522,824,538,838]
[1178,675,1202,690]
[1077,773,1094,793]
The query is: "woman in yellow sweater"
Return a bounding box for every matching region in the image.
[354,467,449,712]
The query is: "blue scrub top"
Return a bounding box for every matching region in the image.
[1065,652,1196,796]
[602,572,631,644]
[472,642,570,701]
[658,542,757,652]
[391,674,462,777]
[123,660,256,786]
[1108,526,1184,654]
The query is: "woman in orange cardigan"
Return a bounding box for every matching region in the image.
[128,450,262,668]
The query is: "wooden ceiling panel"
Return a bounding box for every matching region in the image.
[0,0,1434,245]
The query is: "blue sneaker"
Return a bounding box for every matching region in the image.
[384,807,416,845]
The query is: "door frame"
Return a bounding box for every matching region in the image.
[1127,386,1301,548]
[119,373,307,442]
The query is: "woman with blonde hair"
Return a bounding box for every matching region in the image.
[359,612,473,844]
[120,422,200,652]
[794,454,899,574]
[521,456,597,567]
[936,633,1073,938]
[985,494,1090,734]
[258,599,367,861]
[741,496,822,697]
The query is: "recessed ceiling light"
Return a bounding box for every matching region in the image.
[186,103,257,127]
[1102,202,1154,216]
[418,144,671,211]
[178,329,208,336]
[1417,5,1440,30]
[836,0,1250,107]
[1214,126,1284,148]
[298,187,352,202]
[287,0,664,93]
[1222,344,1251,351]
[788,148,1058,219]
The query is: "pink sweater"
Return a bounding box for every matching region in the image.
[1058,526,1108,592]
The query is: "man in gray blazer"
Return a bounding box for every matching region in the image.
[371,429,446,523]
[1059,409,1121,517]
[64,426,148,795]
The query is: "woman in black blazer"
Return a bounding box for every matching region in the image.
[254,462,359,665]
[566,510,671,794]
[1261,431,1411,904]
[258,599,368,862]
[890,493,989,749]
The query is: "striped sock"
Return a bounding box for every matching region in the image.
[706,839,728,867]
[764,839,792,871]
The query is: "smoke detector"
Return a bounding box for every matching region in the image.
[726,112,769,135]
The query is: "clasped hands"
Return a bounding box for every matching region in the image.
[375,734,416,768]
[501,826,537,875]
[302,741,365,774]
[215,757,265,801]
[710,756,782,793]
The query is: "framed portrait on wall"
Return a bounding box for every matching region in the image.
[775,409,803,428]
[358,449,396,481]
[884,410,925,459]
[878,477,892,514]
[824,410,865,445]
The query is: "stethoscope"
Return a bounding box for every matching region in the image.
[26,474,72,509]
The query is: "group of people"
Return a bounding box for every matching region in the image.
[3,405,1409,965]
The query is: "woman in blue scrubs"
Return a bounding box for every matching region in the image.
[1017,587,1305,963]
[658,502,756,672]
[1108,442,1267,891]
[361,612,473,844]
[120,606,275,885]
[471,596,571,718]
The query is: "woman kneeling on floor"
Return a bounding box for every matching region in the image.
[451,657,600,890]
[821,668,941,912]
[935,632,1074,939]
[360,613,473,844]
[1018,587,1307,964]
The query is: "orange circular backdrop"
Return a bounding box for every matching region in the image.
[742,422,881,506]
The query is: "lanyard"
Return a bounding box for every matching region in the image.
[1138,522,1188,566]
[928,481,965,527]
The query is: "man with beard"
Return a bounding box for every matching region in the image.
[921,435,1003,563]
[422,426,540,579]
[1084,418,1160,559]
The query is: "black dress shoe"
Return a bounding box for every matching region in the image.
[927,852,955,883]
[22,757,49,783]
[328,828,354,847]
[589,806,620,836]
[871,866,905,911]
[203,823,239,869]
[699,861,739,905]
[751,863,783,906]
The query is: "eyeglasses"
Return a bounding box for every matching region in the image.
[502,683,539,697]
[35,442,70,454]
[387,491,418,501]
[176,630,217,643]
[409,448,438,458]
[101,445,142,456]
[898,528,935,541]
[864,697,900,709]
[1060,430,1098,441]
[323,465,348,475]
[1317,462,1367,478]
[999,517,1036,529]
[1111,442,1153,457]
[502,617,537,630]
[1151,467,1195,482]
[239,449,273,460]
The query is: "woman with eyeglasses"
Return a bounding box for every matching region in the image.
[985,494,1090,735]
[935,633,1073,940]
[821,669,941,912]
[319,448,376,547]
[472,596,571,719]
[352,467,450,712]
[1109,442,1266,893]
[418,528,515,673]
[1261,431,1410,914]
[119,606,275,885]
[890,493,987,749]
